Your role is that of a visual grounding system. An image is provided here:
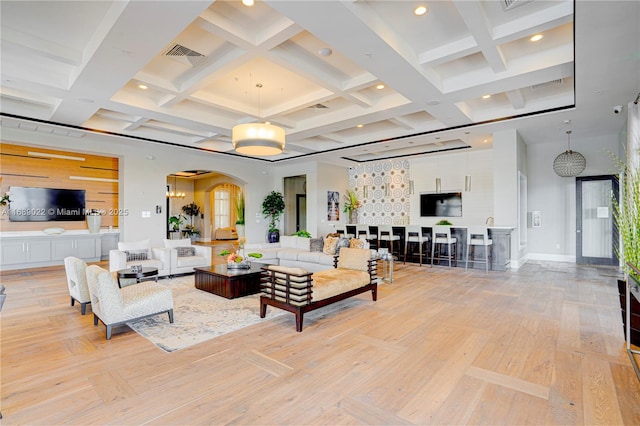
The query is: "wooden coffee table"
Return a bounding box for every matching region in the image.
[194,263,264,299]
[117,267,159,288]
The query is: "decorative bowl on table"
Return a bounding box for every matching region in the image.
[227,261,250,269]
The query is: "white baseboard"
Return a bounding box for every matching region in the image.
[526,253,576,263]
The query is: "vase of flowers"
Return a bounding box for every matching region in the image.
[0,191,11,206]
[343,190,361,224]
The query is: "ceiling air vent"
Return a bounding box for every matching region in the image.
[164,44,206,66]
[530,79,564,91]
[502,0,533,11]
[308,103,328,109]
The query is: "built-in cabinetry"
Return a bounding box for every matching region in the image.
[0,230,119,271]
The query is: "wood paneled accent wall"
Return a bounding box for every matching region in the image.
[0,143,119,232]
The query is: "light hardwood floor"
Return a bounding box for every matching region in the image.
[2,259,639,425]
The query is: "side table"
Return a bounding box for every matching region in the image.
[117,267,159,288]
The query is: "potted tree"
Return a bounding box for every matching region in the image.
[235,192,245,238]
[181,202,201,242]
[169,215,184,232]
[262,191,285,243]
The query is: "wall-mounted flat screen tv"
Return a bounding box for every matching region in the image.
[8,187,86,222]
[420,192,462,217]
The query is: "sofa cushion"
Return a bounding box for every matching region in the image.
[337,248,371,271]
[335,237,350,255]
[349,237,365,249]
[125,250,148,262]
[310,237,324,252]
[297,251,334,265]
[176,255,207,268]
[176,246,195,257]
[164,238,192,248]
[312,269,370,301]
[119,240,150,252]
[296,237,311,251]
[323,235,339,255]
[280,235,298,249]
[277,248,303,261]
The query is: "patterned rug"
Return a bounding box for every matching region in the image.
[126,275,286,352]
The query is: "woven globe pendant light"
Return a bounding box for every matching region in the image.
[553,130,586,177]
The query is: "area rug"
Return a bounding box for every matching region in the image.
[126,275,286,352]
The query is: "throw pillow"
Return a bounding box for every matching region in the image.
[323,235,339,255]
[349,237,365,249]
[176,246,195,257]
[310,237,324,252]
[125,249,148,262]
[335,237,350,255]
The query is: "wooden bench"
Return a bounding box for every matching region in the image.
[260,248,377,332]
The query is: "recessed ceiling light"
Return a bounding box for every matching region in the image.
[138,84,148,90]
[414,5,427,16]
[318,47,333,57]
[482,94,491,99]
[530,34,543,42]
[242,0,254,6]
[483,139,488,143]
[356,124,364,128]
[376,84,385,90]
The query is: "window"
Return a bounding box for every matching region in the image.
[214,189,230,229]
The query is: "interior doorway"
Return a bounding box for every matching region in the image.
[296,194,307,232]
[576,175,619,265]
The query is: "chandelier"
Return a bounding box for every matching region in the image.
[232,83,285,156]
[553,130,586,177]
[166,174,186,199]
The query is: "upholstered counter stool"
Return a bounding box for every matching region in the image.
[431,225,457,268]
[404,225,428,265]
[465,226,493,272]
[378,225,400,256]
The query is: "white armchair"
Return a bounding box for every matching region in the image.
[64,256,92,314]
[109,239,171,277]
[163,239,211,276]
[86,265,174,340]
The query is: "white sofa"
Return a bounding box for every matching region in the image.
[109,240,172,277]
[163,238,212,275]
[245,235,369,273]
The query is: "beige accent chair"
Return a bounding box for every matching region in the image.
[86,265,174,340]
[109,239,171,277]
[214,227,238,240]
[163,238,212,276]
[64,256,92,314]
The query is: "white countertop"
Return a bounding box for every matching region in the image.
[0,229,120,238]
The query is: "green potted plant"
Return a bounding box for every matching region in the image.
[181,202,201,226]
[262,190,285,243]
[436,219,453,226]
[235,192,245,238]
[612,151,640,345]
[292,230,311,238]
[169,215,184,232]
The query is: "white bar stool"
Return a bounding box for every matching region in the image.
[465,226,493,272]
[404,225,425,265]
[430,225,457,268]
[378,225,400,256]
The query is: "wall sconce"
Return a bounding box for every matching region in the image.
[465,175,471,192]
[409,180,414,194]
[384,183,390,197]
[363,185,369,198]
[435,177,441,193]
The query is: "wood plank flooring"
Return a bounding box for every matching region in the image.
[1,259,639,425]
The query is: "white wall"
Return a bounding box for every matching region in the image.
[316,162,350,237]
[526,132,619,261]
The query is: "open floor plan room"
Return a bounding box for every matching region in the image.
[1,261,639,424]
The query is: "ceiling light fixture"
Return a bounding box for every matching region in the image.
[357,124,363,128]
[414,5,427,16]
[376,84,385,90]
[530,34,543,42]
[318,47,332,57]
[553,130,587,177]
[242,0,254,6]
[232,83,286,156]
[482,94,491,99]
[166,174,186,199]
[138,84,148,90]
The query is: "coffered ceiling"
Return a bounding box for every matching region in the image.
[0,1,637,165]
